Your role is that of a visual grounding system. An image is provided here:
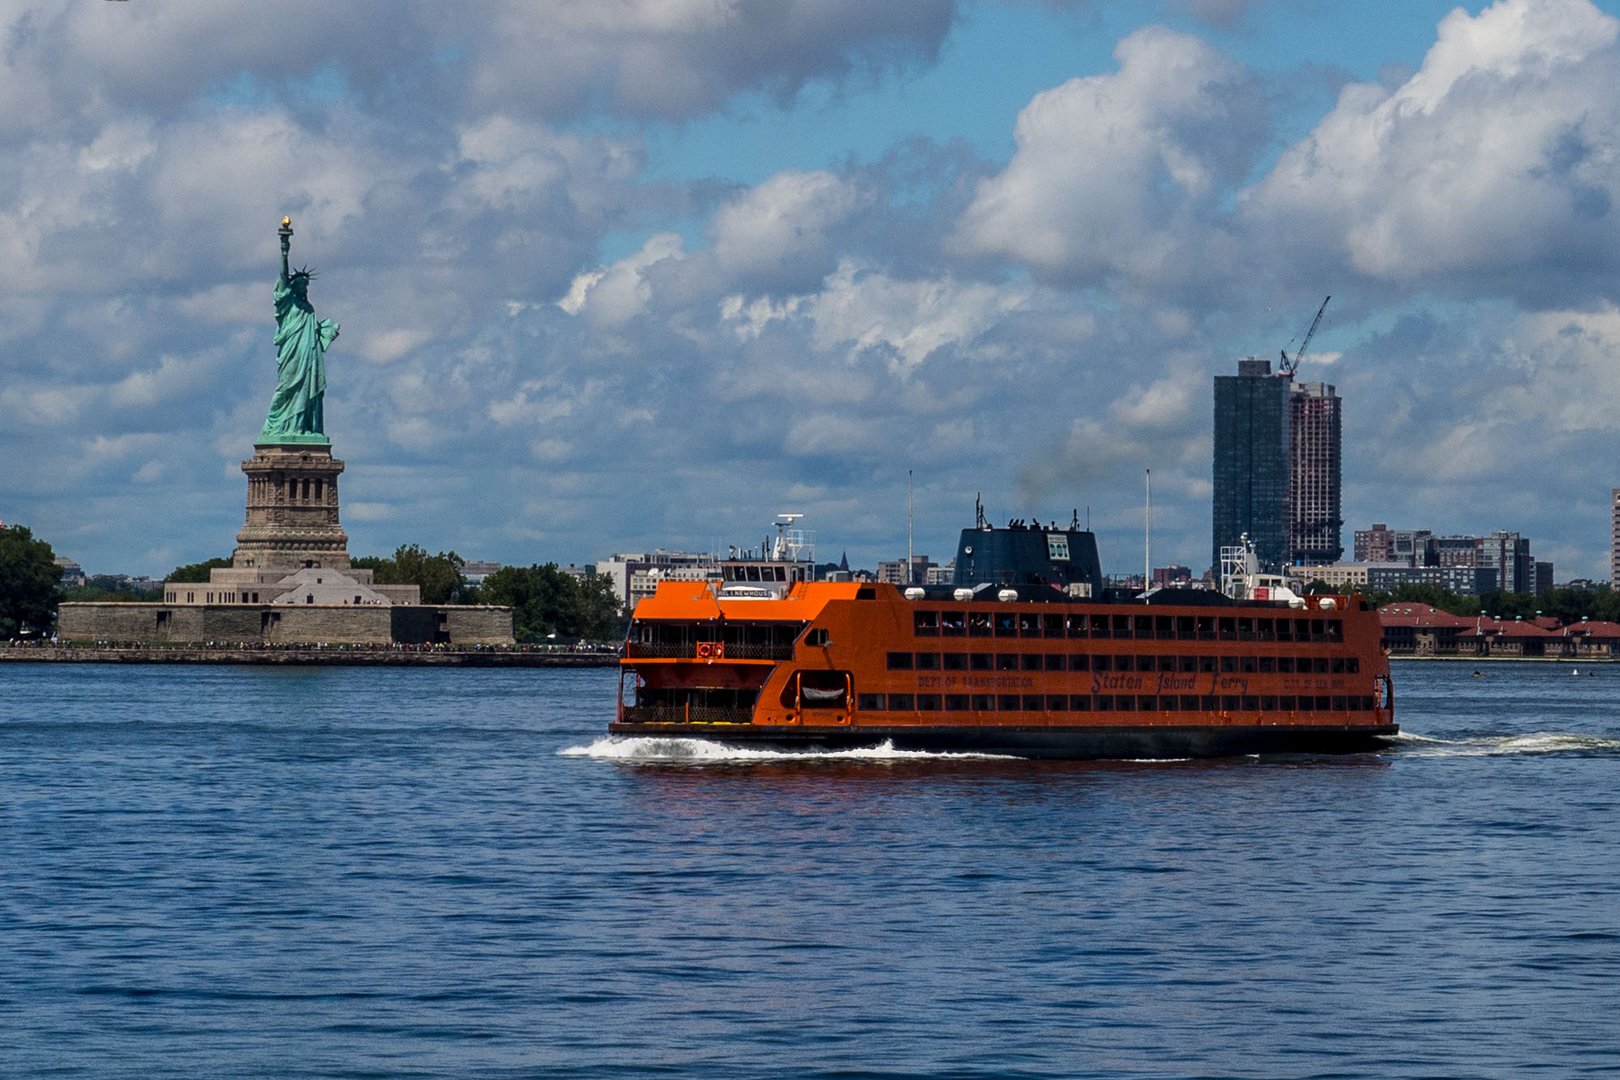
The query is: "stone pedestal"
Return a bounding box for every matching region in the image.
[232,444,351,572]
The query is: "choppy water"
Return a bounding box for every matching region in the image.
[3,659,1619,1078]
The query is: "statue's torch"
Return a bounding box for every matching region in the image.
[279,215,293,257]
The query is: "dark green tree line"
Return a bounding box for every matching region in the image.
[480,564,622,642]
[0,524,62,636]
[353,545,474,604]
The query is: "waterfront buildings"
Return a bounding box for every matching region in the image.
[1322,524,1550,596]
[1611,488,1620,584]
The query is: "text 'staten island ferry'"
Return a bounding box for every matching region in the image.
[610,507,1396,758]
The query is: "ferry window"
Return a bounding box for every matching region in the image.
[1236,617,1255,641]
[1196,616,1216,639]
[970,654,993,671]
[1072,696,1092,712]
[1220,656,1237,673]
[1315,696,1333,710]
[942,612,966,637]
[856,587,876,599]
[995,612,1018,636]
[1179,695,1200,711]
[1257,619,1276,641]
[1314,657,1331,674]
[917,695,942,711]
[1346,657,1360,674]
[997,695,1021,711]
[887,652,914,670]
[1018,612,1041,636]
[945,694,971,711]
[1044,654,1067,672]
[805,628,830,647]
[1215,617,1234,641]
[1156,656,1177,673]
[1262,696,1278,711]
[1095,695,1114,711]
[943,652,968,671]
[972,694,995,711]
[1240,656,1258,674]
[1154,616,1173,639]
[969,613,993,637]
[1331,658,1346,674]
[1043,614,1065,637]
[1310,619,1326,642]
[1176,616,1196,639]
[1066,615,1088,639]
[1112,615,1132,638]
[1136,696,1155,711]
[1046,695,1069,711]
[889,694,915,711]
[1116,696,1135,712]
[1177,656,1198,673]
[914,611,940,636]
[775,567,787,581]
[1093,655,1112,672]
[1331,696,1347,711]
[1259,657,1276,673]
[1089,614,1111,638]
[1134,655,1156,673]
[1131,616,1151,639]
[858,694,885,711]
[995,654,1019,671]
[1022,695,1045,711]
[1280,696,1296,711]
[916,652,942,671]
[1278,657,1296,674]
[1242,696,1260,711]
[1070,654,1091,671]
[1221,695,1240,711]
[1201,695,1219,711]
[1199,656,1217,673]
[1020,654,1043,672]
[1276,620,1295,642]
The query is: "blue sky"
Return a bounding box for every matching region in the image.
[6,0,1620,582]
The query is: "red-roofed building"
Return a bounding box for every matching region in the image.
[1561,620,1620,659]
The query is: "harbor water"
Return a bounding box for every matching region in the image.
[4,660,1619,1077]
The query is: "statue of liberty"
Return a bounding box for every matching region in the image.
[259,216,339,445]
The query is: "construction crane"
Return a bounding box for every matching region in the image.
[1279,295,1331,378]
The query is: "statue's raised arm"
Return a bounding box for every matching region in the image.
[258,216,340,446]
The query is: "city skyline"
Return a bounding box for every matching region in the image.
[6,1,1620,579]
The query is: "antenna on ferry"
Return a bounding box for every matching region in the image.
[907,470,914,586]
[1144,469,1152,594]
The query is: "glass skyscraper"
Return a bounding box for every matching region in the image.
[1212,357,1342,574]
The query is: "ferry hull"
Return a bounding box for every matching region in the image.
[606,721,1399,759]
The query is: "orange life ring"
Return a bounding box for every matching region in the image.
[696,642,714,658]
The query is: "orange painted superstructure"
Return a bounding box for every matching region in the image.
[611,579,1397,758]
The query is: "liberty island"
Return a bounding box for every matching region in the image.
[55,218,513,649]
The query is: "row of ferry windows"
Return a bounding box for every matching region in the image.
[886,652,1360,675]
[913,610,1342,643]
[857,693,1377,713]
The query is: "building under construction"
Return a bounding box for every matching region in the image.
[1212,298,1343,574]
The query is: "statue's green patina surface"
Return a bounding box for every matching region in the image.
[259,217,339,446]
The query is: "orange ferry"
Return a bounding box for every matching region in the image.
[610,508,1396,758]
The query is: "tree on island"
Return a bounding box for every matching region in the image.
[64,575,163,603]
[167,557,232,583]
[353,545,474,605]
[0,524,63,637]
[480,564,622,642]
